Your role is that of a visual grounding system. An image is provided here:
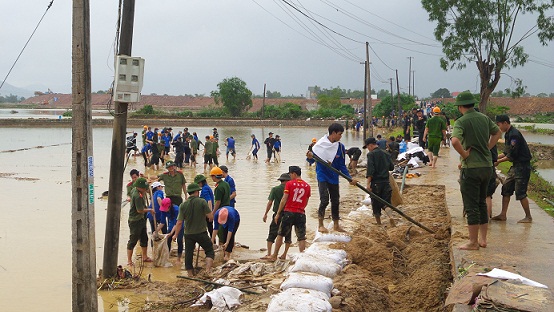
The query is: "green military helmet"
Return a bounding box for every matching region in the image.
[454,91,477,106]
[187,183,201,193]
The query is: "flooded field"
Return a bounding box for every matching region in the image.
[0,125,368,311]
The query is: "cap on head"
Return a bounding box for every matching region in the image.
[160,198,171,212]
[433,107,441,113]
[311,138,317,143]
[210,166,223,177]
[269,132,274,135]
[363,137,377,148]
[143,125,148,129]
[278,173,291,181]
[495,114,510,123]
[218,207,229,224]
[251,134,255,137]
[454,91,477,106]
[151,181,163,189]
[135,177,148,189]
[288,166,301,176]
[219,165,229,173]
[213,128,217,130]
[165,161,176,168]
[187,183,201,193]
[194,174,207,184]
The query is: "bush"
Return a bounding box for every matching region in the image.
[176,110,193,117]
[135,105,158,115]
[311,104,355,119]
[260,102,310,119]
[196,108,227,118]
[62,110,72,117]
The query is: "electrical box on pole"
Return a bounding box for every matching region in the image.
[113,55,144,103]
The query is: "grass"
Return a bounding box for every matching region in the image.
[496,162,554,217]
[515,125,554,135]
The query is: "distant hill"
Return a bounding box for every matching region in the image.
[0,82,34,98]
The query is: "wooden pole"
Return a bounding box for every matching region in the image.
[103,0,136,279]
[366,42,373,137]
[72,0,98,310]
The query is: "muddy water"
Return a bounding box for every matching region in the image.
[0,125,367,311]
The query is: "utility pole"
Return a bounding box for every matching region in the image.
[366,42,373,137]
[362,60,367,143]
[103,0,136,279]
[407,56,413,97]
[262,83,266,119]
[389,78,394,112]
[412,70,415,99]
[72,0,97,310]
[396,69,401,115]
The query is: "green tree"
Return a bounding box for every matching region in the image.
[317,94,341,109]
[373,94,416,118]
[537,92,548,98]
[377,89,391,99]
[422,0,554,112]
[430,88,451,98]
[211,77,253,117]
[266,90,282,98]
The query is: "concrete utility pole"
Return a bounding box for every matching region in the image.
[262,83,266,119]
[366,42,373,137]
[412,70,415,99]
[362,60,367,143]
[103,0,136,279]
[389,78,394,112]
[396,69,401,114]
[72,0,98,310]
[407,56,413,97]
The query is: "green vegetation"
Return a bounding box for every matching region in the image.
[259,102,310,119]
[62,110,72,117]
[421,0,554,112]
[0,94,24,103]
[135,104,160,115]
[373,94,416,118]
[496,157,554,218]
[211,77,253,117]
[515,125,554,135]
[195,107,227,118]
[311,104,355,119]
[515,112,554,124]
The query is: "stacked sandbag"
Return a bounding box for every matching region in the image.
[267,234,349,311]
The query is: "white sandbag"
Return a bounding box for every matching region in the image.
[281,272,333,297]
[360,194,372,205]
[191,286,242,311]
[267,288,332,312]
[290,254,342,278]
[313,231,351,243]
[304,243,347,267]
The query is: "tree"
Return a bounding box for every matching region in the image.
[422,0,554,112]
[377,89,391,99]
[537,92,548,98]
[266,90,282,98]
[373,94,416,118]
[317,94,341,109]
[430,88,452,98]
[211,77,253,117]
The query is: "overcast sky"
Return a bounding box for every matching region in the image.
[1,0,553,98]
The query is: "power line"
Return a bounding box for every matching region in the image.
[0,1,54,92]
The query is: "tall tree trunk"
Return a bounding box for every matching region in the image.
[477,60,501,114]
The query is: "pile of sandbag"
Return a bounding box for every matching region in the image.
[267,234,349,312]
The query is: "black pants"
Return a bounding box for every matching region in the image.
[317,181,340,220]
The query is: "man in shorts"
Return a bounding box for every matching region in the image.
[364,137,395,226]
[269,166,311,260]
[261,173,292,260]
[126,177,154,266]
[225,136,236,161]
[423,106,447,168]
[203,135,213,171]
[491,114,533,223]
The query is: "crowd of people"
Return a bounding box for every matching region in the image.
[124,97,535,275]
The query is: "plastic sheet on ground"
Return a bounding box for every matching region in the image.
[313,230,351,243]
[267,288,332,312]
[290,254,342,278]
[191,286,242,312]
[280,272,334,297]
[477,268,548,288]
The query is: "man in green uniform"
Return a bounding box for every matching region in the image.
[157,161,187,206]
[364,137,395,226]
[261,173,292,260]
[451,91,501,250]
[170,183,214,277]
[492,114,533,223]
[127,177,154,266]
[190,135,198,167]
[211,136,220,167]
[423,106,447,168]
[210,166,230,211]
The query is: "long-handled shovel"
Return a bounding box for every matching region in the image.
[311,153,434,234]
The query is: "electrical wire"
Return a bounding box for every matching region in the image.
[0,1,54,92]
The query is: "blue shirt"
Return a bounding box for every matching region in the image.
[141,143,151,153]
[274,140,282,149]
[200,183,215,209]
[146,131,154,141]
[224,175,237,207]
[227,137,235,149]
[214,206,240,233]
[164,134,172,147]
[315,142,351,184]
[152,189,164,221]
[252,138,260,150]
